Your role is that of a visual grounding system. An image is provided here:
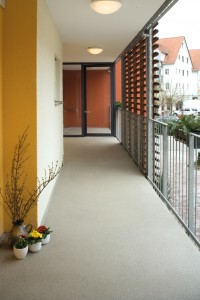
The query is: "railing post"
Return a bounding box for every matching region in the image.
[148,119,153,181]
[130,113,134,158]
[188,133,195,233]
[145,28,153,179]
[137,115,141,167]
[162,125,168,199]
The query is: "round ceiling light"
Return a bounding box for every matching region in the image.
[90,0,122,15]
[87,47,103,55]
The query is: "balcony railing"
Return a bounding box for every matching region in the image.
[148,119,200,246]
[116,110,200,246]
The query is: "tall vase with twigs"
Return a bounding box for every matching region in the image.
[0,128,63,245]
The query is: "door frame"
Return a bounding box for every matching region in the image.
[63,62,116,137]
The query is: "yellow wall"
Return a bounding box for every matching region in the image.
[0,6,4,235]
[3,0,37,231]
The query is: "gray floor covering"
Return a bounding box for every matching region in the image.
[1,137,200,300]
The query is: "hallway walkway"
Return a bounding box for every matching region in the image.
[1,137,200,300]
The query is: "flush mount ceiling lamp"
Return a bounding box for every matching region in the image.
[90,0,122,15]
[87,47,103,55]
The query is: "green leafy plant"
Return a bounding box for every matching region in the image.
[37,225,52,239]
[115,101,122,109]
[27,229,42,245]
[168,115,200,135]
[14,235,28,249]
[0,128,63,225]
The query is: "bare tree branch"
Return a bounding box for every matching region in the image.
[0,128,63,224]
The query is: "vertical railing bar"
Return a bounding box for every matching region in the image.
[169,132,171,202]
[130,113,134,158]
[133,114,136,161]
[188,133,195,233]
[178,134,183,217]
[173,137,175,209]
[194,138,199,236]
[146,28,153,181]
[137,116,141,167]
[186,142,189,225]
[160,123,162,190]
[181,141,184,221]
[162,125,168,199]
[174,136,176,212]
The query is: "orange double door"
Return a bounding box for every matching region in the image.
[63,64,114,136]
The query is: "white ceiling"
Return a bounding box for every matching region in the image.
[45,0,173,63]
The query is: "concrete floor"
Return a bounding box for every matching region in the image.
[1,137,200,300]
[63,127,111,135]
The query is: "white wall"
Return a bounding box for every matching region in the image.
[37,0,63,224]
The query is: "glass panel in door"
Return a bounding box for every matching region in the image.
[63,65,82,136]
[86,67,111,134]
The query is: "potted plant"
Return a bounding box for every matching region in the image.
[0,128,62,245]
[168,115,200,133]
[115,101,122,109]
[37,225,52,245]
[13,235,29,259]
[168,115,200,148]
[27,229,43,252]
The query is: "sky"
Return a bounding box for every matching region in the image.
[158,0,200,49]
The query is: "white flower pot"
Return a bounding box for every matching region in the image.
[42,234,50,245]
[13,246,28,259]
[29,242,42,252]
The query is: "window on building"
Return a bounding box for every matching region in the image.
[183,83,184,89]
[182,70,184,76]
[182,56,184,62]
[165,69,169,75]
[187,70,189,76]
[165,83,169,89]
[178,55,180,59]
[179,69,181,74]
[187,57,189,63]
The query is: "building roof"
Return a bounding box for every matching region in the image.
[157,36,185,65]
[189,50,200,71]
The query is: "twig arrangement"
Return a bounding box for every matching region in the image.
[0,128,62,224]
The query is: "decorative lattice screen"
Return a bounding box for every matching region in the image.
[122,24,159,174]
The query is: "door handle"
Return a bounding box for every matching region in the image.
[84,110,91,114]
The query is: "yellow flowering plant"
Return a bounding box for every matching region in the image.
[27,230,42,245]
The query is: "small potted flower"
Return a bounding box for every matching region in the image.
[13,235,28,259]
[27,229,43,252]
[37,225,52,245]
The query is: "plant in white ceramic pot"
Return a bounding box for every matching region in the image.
[27,229,43,252]
[37,225,52,245]
[13,235,29,260]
